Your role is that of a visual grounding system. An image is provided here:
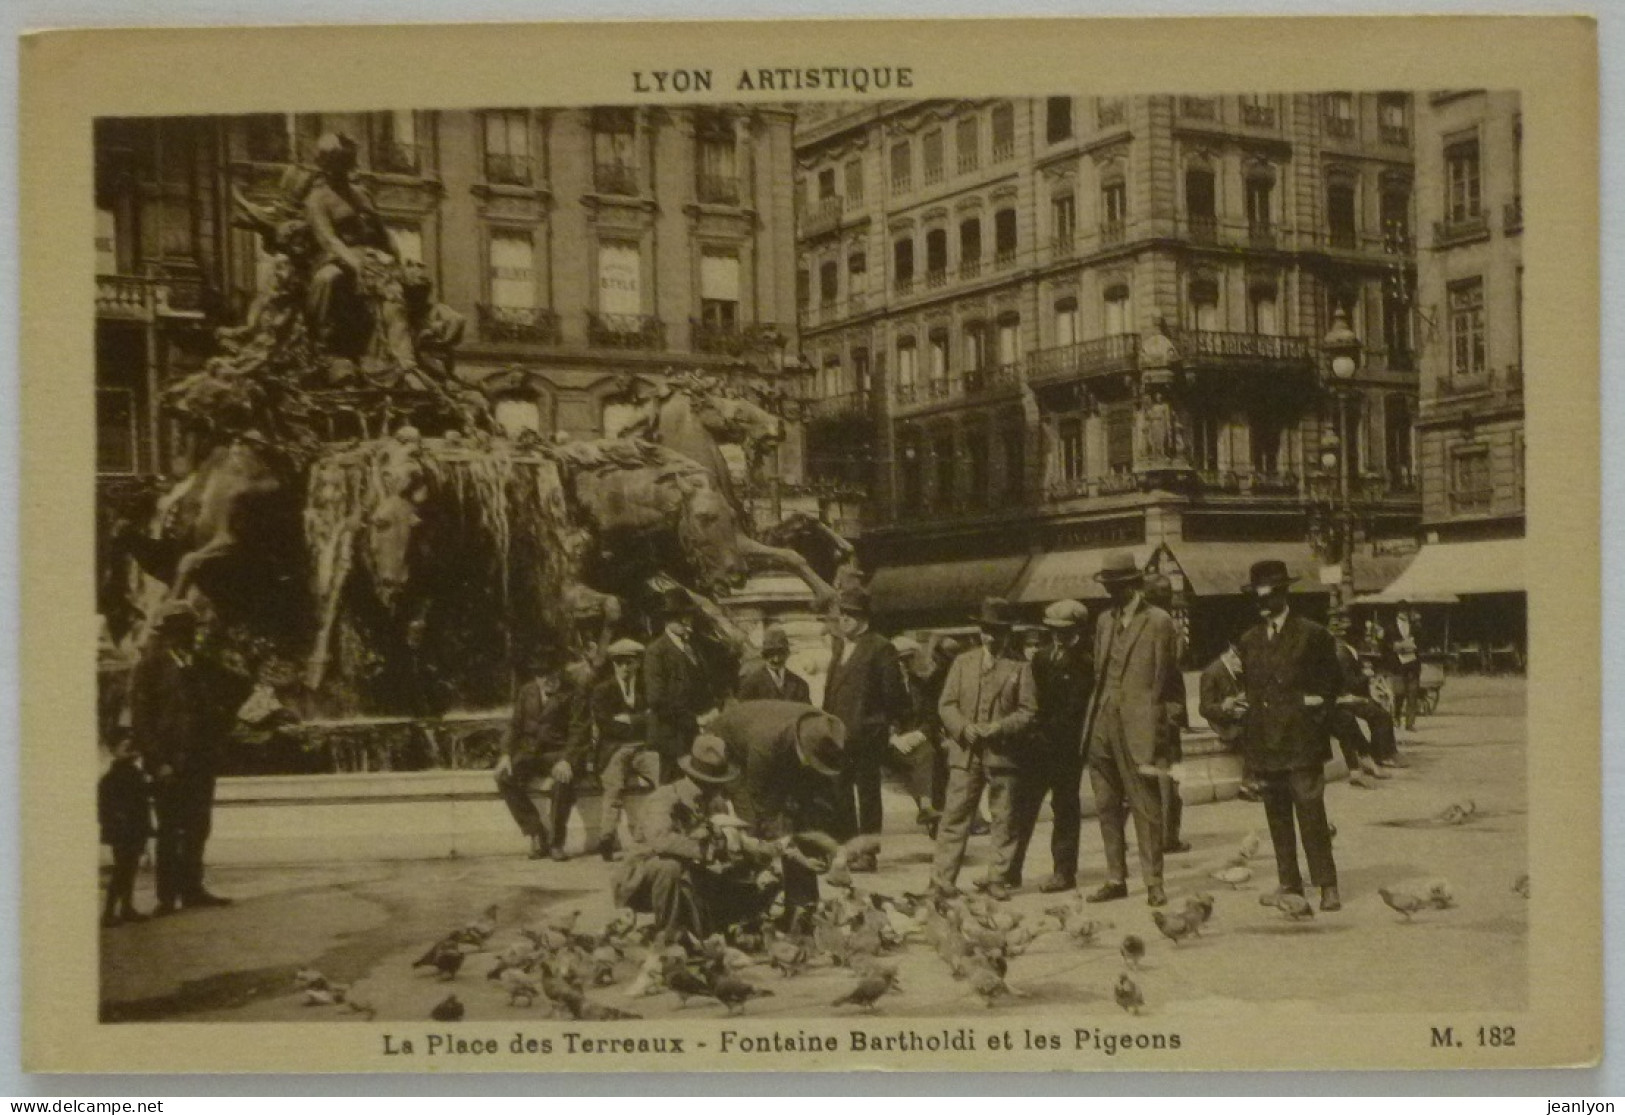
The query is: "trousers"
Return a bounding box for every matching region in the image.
[153,771,216,906]
[1007,751,1085,882]
[496,755,574,851]
[838,731,933,839]
[104,840,145,917]
[615,855,776,941]
[1087,704,1164,888]
[1259,766,1338,891]
[930,756,1021,889]
[1393,662,1423,730]
[597,745,661,843]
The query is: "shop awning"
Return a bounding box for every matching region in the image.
[1359,537,1523,603]
[1353,550,1419,596]
[1161,542,1329,597]
[869,554,1030,617]
[1009,545,1155,603]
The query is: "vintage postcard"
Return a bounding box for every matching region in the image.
[18,16,1599,1073]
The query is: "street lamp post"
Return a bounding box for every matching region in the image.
[1321,306,1362,626]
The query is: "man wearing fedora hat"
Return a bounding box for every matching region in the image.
[1006,598,1094,893]
[496,647,589,861]
[643,586,722,783]
[612,734,780,941]
[1234,559,1346,912]
[736,626,812,703]
[823,586,914,863]
[929,597,1038,900]
[590,638,658,860]
[1079,552,1183,908]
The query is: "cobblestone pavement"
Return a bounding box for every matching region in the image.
[100,676,1527,1025]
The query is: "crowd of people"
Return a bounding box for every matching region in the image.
[99,560,1429,941]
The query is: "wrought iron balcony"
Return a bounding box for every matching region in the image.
[372,141,422,175]
[993,247,1017,270]
[1246,471,1301,495]
[1187,216,1219,244]
[586,312,664,350]
[593,162,639,196]
[1098,472,1141,495]
[483,153,532,186]
[690,319,748,356]
[891,174,911,195]
[801,195,844,238]
[806,391,874,423]
[1504,196,1523,233]
[1168,328,1314,368]
[925,268,948,289]
[1046,475,1093,502]
[1028,334,1141,385]
[1240,102,1276,128]
[697,173,741,206]
[1179,96,1218,120]
[991,140,1015,163]
[1196,469,1243,494]
[962,364,1022,394]
[478,304,559,344]
[923,165,944,186]
[1325,116,1355,139]
[958,151,980,174]
[1379,123,1410,146]
[1433,212,1490,246]
[894,383,919,405]
[959,258,982,280]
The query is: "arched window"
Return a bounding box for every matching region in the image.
[895,335,919,392]
[1054,296,1080,346]
[1188,275,1221,332]
[1104,282,1133,335]
[996,312,1021,368]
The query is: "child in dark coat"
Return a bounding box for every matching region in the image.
[98,732,153,927]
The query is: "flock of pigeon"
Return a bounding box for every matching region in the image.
[282,795,1526,1023]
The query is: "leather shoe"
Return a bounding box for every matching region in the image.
[595,834,620,862]
[1319,886,1342,912]
[152,900,179,918]
[1164,840,1193,854]
[984,881,1014,902]
[1258,887,1304,908]
[1085,881,1129,904]
[1146,884,1168,907]
[1038,874,1076,894]
[549,846,570,862]
[1378,756,1409,769]
[183,892,232,909]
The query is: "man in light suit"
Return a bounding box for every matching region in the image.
[928,597,1038,900]
[643,587,721,783]
[1080,552,1183,908]
[735,626,812,703]
[1235,559,1346,912]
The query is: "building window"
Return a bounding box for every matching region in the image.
[1104,282,1132,335]
[1097,97,1126,129]
[1178,95,1218,120]
[1106,404,1135,473]
[991,103,1015,161]
[387,223,424,264]
[1239,93,1275,128]
[372,111,423,174]
[933,432,956,510]
[796,269,809,311]
[1450,444,1492,513]
[1250,413,1282,473]
[1327,181,1358,249]
[844,158,864,203]
[1378,93,1409,144]
[818,259,838,307]
[899,432,923,509]
[1445,138,1482,222]
[890,140,912,194]
[959,217,982,276]
[852,347,871,395]
[1058,417,1086,482]
[928,328,950,385]
[1185,167,1216,240]
[1248,283,1279,335]
[1246,174,1274,235]
[964,321,988,371]
[1380,185,1411,244]
[697,251,741,335]
[592,108,638,195]
[922,129,944,185]
[244,113,317,163]
[1383,286,1412,369]
[996,313,1021,368]
[1101,179,1127,238]
[1384,395,1414,484]
[1325,92,1355,138]
[488,229,536,310]
[820,357,843,399]
[994,207,1018,267]
[483,110,531,185]
[696,115,739,205]
[892,236,914,291]
[96,387,138,474]
[848,249,868,294]
[596,241,643,319]
[925,228,948,285]
[1448,278,1486,379]
[1054,296,1079,346]
[1190,413,1221,473]
[1001,423,1025,499]
[1188,276,1221,332]
[896,337,918,393]
[1046,97,1073,143]
[956,115,980,173]
[1051,192,1077,250]
[966,430,989,503]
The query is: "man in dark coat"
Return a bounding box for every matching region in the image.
[1234,560,1346,912]
[129,601,246,915]
[706,699,847,916]
[735,626,811,703]
[1327,616,1400,787]
[496,649,586,861]
[98,731,152,927]
[643,587,721,782]
[1144,574,1191,854]
[1080,552,1183,908]
[1009,598,1093,893]
[591,638,659,860]
[1199,642,1258,799]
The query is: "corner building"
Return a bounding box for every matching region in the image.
[794,94,1423,662]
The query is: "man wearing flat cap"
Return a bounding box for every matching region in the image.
[1235,559,1346,912]
[497,647,587,861]
[736,626,811,703]
[1079,552,1183,908]
[929,597,1038,900]
[1008,597,1094,893]
[590,638,657,860]
[643,586,721,783]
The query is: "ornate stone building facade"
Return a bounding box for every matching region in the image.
[794,95,1422,660]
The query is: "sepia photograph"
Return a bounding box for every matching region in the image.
[17,17,1600,1075]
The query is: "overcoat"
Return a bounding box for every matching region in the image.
[936,647,1038,772]
[1234,612,1344,772]
[736,662,812,704]
[1197,655,1246,748]
[643,632,718,765]
[506,678,583,767]
[1030,641,1093,759]
[708,700,843,839]
[1078,602,1184,767]
[822,631,907,747]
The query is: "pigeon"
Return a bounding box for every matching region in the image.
[1151,910,1199,944]
[344,984,378,1021]
[1275,893,1315,920]
[540,964,587,1019]
[455,903,500,946]
[1237,831,1261,860]
[767,934,809,978]
[1210,864,1253,889]
[1435,799,1478,825]
[1069,918,1110,946]
[590,944,623,986]
[1114,973,1144,1015]
[663,960,717,1007]
[430,994,465,1022]
[969,966,1017,1007]
[302,986,342,1007]
[1425,879,1457,909]
[578,1000,642,1021]
[1120,934,1146,969]
[712,975,773,1015]
[413,940,465,980]
[625,950,666,999]
[1183,893,1216,927]
[1512,874,1531,899]
[1378,886,1429,920]
[293,968,332,992]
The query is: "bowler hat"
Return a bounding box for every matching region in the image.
[760,627,791,657]
[657,586,697,617]
[1042,599,1089,629]
[1242,559,1299,596]
[792,711,846,777]
[606,638,645,660]
[972,597,1015,629]
[679,734,740,784]
[1095,551,1145,584]
[836,586,871,617]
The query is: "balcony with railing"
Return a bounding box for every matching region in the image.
[586,312,664,350]
[1202,470,1314,498]
[1325,116,1356,140]
[958,151,979,174]
[1433,211,1491,247]
[993,247,1018,270]
[894,276,914,296]
[372,141,422,176]
[691,319,748,356]
[478,304,559,344]
[1246,470,1302,496]
[801,195,844,238]
[1179,96,1219,121]
[697,173,741,206]
[1240,102,1276,128]
[959,258,982,280]
[96,274,157,321]
[962,364,1022,395]
[1504,196,1523,233]
[1379,123,1410,146]
[1186,216,1219,244]
[991,140,1015,163]
[1327,225,1359,251]
[1028,333,1141,385]
[593,161,639,196]
[923,165,944,187]
[483,153,532,187]
[1248,222,1276,249]
[806,390,875,423]
[1169,328,1314,369]
[925,268,948,290]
